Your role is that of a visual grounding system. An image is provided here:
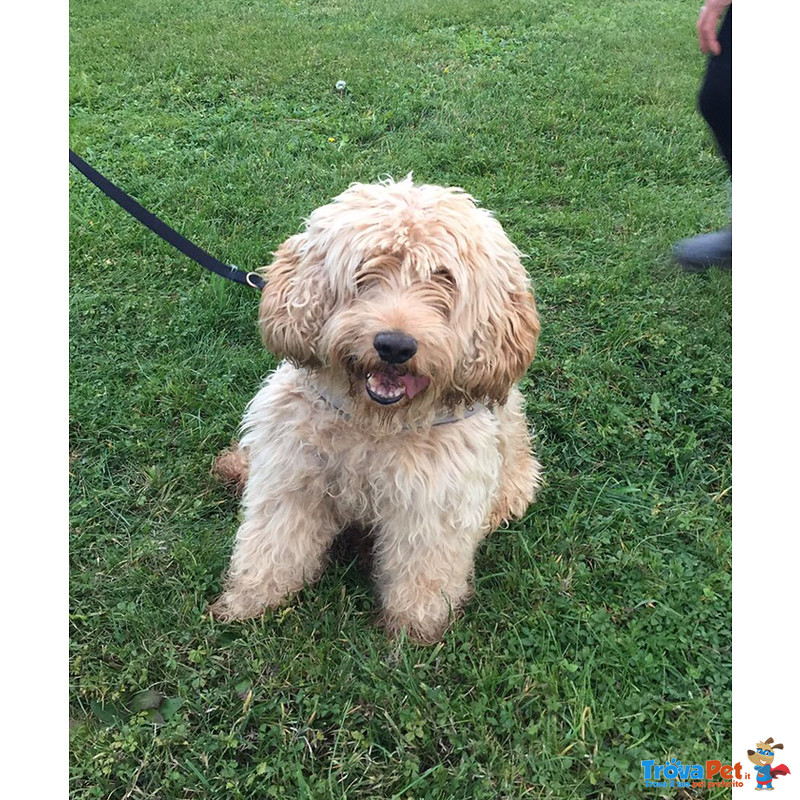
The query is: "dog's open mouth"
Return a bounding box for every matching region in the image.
[365,368,430,405]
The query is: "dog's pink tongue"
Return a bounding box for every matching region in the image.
[400,374,430,399]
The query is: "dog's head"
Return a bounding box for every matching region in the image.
[258,177,539,417]
[747,739,783,766]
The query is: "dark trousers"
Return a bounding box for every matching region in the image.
[698,7,732,171]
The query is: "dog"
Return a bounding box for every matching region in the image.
[209,176,542,643]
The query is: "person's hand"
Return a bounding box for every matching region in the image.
[697,0,731,55]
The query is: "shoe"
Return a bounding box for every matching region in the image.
[672,229,732,272]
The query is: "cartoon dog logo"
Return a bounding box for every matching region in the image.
[747,738,791,790]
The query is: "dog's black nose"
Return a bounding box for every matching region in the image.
[373,331,418,364]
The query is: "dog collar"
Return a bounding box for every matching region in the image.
[314,388,486,427]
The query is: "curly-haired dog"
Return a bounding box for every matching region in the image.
[210,177,542,643]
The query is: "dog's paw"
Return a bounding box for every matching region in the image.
[207,596,236,622]
[378,611,451,645]
[207,593,265,622]
[211,443,249,496]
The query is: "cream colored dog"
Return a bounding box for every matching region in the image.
[210,177,542,643]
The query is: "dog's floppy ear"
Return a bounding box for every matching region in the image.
[258,233,332,367]
[443,202,540,406]
[459,285,540,405]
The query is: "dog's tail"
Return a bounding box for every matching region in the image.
[211,442,249,496]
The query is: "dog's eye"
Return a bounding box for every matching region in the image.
[355,258,395,293]
[432,268,456,289]
[422,271,455,318]
[355,270,384,293]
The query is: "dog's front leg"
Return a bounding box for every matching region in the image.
[372,440,500,647]
[210,469,340,621]
[374,512,487,644]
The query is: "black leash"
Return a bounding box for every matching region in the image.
[69,150,265,291]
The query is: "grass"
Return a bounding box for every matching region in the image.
[69,0,732,797]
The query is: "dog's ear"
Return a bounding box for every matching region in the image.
[258,233,332,367]
[443,204,540,406]
[459,286,539,405]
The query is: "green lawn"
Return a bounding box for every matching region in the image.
[69,0,732,797]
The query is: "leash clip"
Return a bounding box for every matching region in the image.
[245,271,265,290]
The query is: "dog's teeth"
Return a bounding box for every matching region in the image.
[366,371,407,404]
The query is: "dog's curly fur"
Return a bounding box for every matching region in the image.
[210,176,542,643]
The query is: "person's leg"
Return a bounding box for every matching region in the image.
[699,7,732,171]
[674,7,732,272]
